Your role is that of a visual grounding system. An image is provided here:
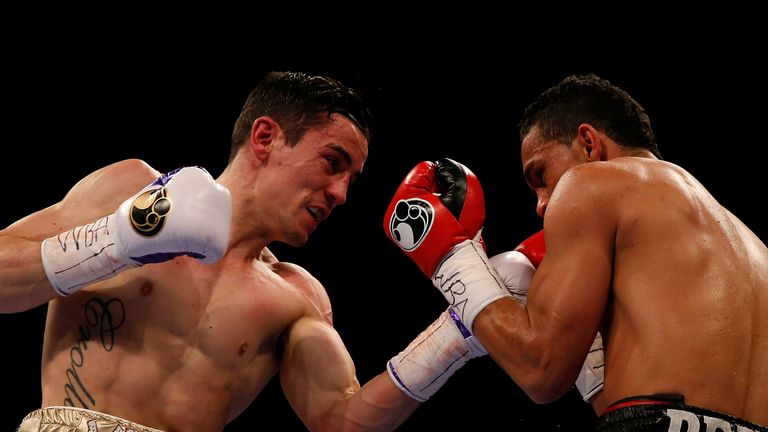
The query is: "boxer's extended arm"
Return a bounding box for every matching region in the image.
[282,305,483,430]
[280,317,420,431]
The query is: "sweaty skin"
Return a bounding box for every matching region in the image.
[1,114,419,431]
[474,124,768,425]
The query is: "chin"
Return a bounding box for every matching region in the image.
[283,231,310,247]
[284,238,308,248]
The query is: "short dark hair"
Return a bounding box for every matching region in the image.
[519,74,661,158]
[229,71,372,162]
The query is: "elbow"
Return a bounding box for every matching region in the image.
[0,282,52,314]
[511,349,577,404]
[1,295,37,314]
[525,376,573,404]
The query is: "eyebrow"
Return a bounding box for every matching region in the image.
[522,159,537,190]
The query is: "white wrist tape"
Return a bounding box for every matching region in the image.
[431,239,510,332]
[41,214,133,296]
[575,332,605,402]
[387,307,486,401]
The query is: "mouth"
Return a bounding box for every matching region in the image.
[307,206,328,222]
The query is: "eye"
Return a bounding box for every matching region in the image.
[526,165,545,189]
[325,156,339,170]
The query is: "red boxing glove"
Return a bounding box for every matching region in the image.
[384,158,485,278]
[513,229,545,269]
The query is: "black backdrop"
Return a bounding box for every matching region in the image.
[2,31,765,431]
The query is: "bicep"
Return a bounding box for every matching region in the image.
[0,160,160,312]
[280,317,359,429]
[528,173,615,367]
[3,159,159,240]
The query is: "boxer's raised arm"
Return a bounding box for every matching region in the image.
[0,161,231,313]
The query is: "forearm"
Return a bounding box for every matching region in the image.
[282,319,421,432]
[474,298,577,403]
[322,373,420,432]
[0,235,56,313]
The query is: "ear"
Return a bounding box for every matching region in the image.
[576,124,607,162]
[250,116,280,161]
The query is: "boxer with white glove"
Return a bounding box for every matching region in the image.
[41,166,232,296]
[490,230,604,403]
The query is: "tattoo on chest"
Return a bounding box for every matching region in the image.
[63,297,126,408]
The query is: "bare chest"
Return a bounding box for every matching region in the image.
[46,258,315,381]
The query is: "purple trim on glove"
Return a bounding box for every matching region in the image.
[448,307,472,339]
[132,251,205,265]
[387,360,423,401]
[151,167,183,187]
[151,166,209,187]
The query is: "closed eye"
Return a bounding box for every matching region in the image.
[325,156,340,170]
[524,162,545,190]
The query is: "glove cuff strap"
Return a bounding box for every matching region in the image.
[432,239,511,331]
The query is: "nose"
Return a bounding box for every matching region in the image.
[536,191,548,218]
[326,176,349,208]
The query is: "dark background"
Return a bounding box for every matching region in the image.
[2,27,765,430]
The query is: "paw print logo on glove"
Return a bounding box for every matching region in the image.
[129,187,172,238]
[388,198,434,251]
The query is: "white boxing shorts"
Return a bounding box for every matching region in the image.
[17,406,166,432]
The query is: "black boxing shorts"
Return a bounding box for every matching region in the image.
[595,395,767,432]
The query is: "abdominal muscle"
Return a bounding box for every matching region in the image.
[38,254,311,431]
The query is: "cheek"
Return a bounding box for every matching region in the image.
[546,157,575,187]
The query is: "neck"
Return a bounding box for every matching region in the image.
[216,159,273,260]
[620,148,658,159]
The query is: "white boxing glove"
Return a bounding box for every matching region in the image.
[575,331,604,402]
[388,307,487,401]
[489,250,535,306]
[41,166,232,296]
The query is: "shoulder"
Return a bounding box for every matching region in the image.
[545,158,688,240]
[287,263,333,325]
[60,159,160,210]
[66,159,161,199]
[546,161,623,221]
[543,159,656,245]
[2,160,162,237]
[263,251,333,325]
[549,158,666,214]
